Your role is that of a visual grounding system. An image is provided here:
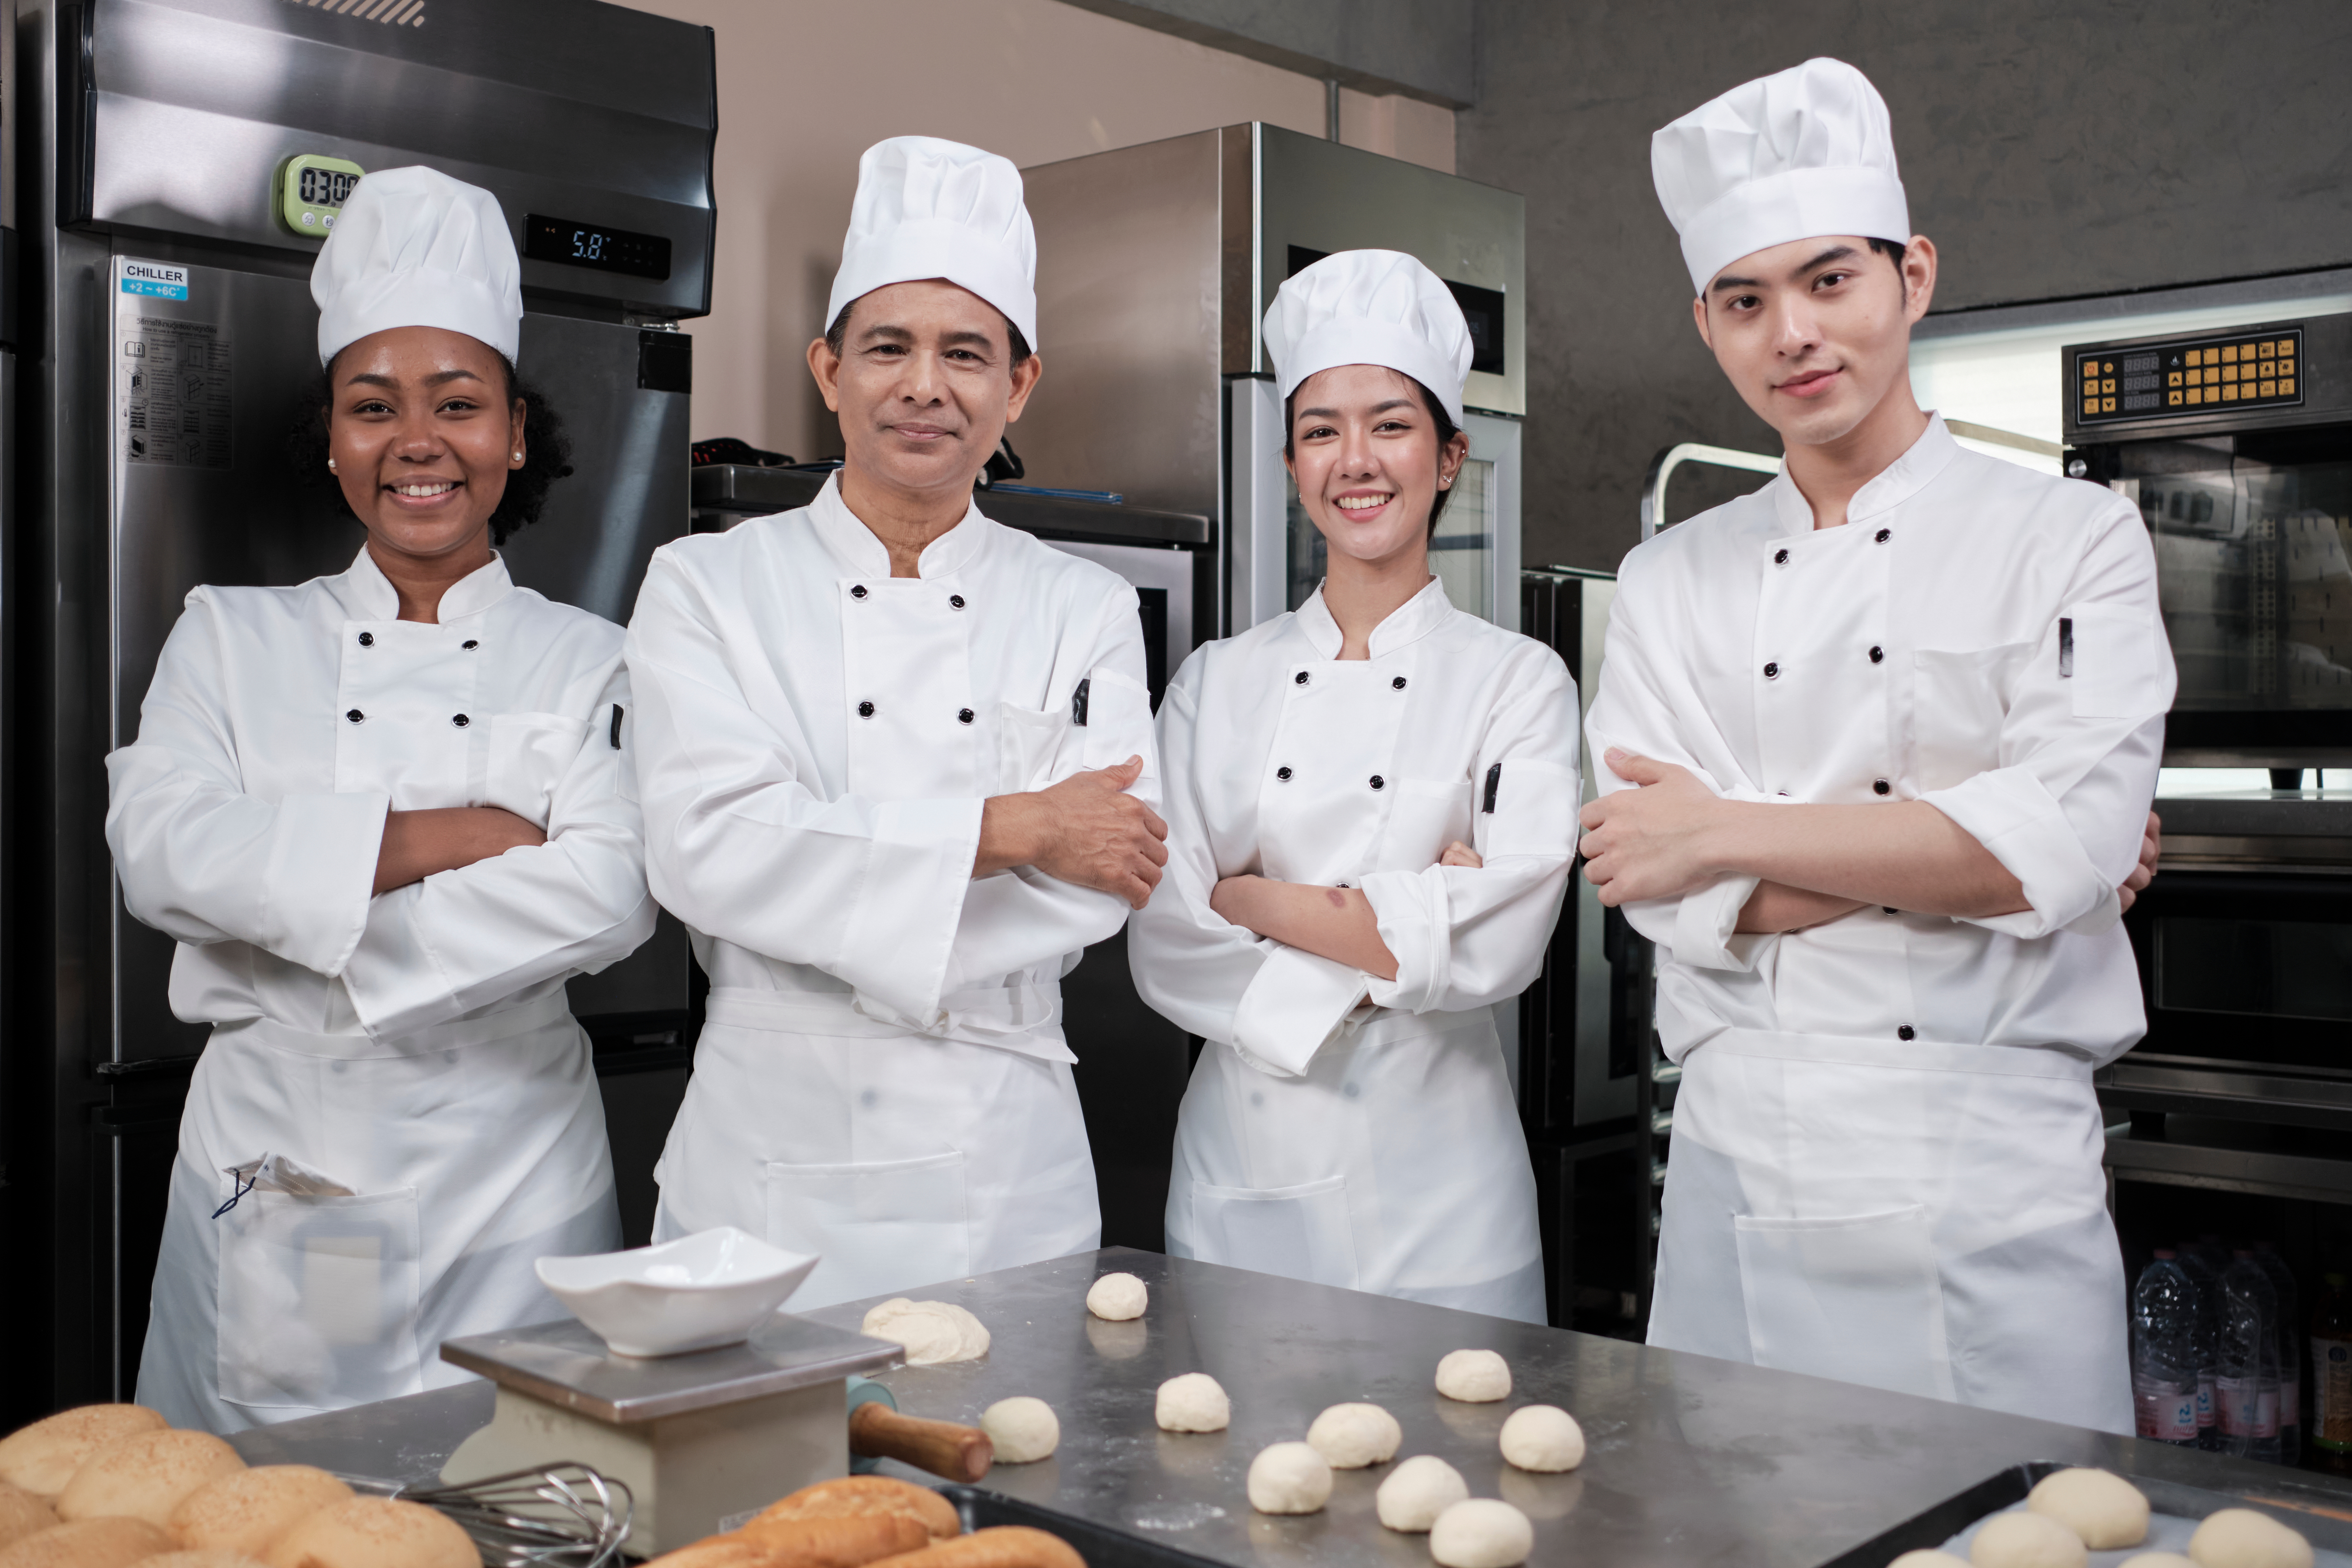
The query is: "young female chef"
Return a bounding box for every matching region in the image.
[106,166,657,1430]
[1127,251,1578,1324]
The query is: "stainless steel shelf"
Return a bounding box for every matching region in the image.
[2104,1128,2352,1205]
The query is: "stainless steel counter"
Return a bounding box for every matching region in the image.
[232,1248,2352,1567]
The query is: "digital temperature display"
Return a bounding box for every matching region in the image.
[523,213,672,281]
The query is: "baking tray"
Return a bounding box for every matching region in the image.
[937,1485,1226,1568]
[1820,1460,2352,1568]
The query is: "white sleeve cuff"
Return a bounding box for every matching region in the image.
[1662,874,1762,971]
[836,796,986,1027]
[1922,766,2117,938]
[1360,866,1446,1013]
[265,791,390,977]
[1231,944,1371,1077]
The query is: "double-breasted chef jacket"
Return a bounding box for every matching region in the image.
[624,473,1158,1310]
[1128,578,1578,1323]
[1587,414,2172,1434]
[106,546,656,1431]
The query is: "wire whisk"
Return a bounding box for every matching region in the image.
[355,1464,634,1568]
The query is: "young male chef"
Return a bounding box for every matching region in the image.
[625,137,1165,1310]
[1579,59,2167,1433]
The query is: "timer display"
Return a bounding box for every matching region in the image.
[275,153,366,238]
[523,213,672,281]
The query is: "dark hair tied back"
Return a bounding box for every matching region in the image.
[1282,373,1464,536]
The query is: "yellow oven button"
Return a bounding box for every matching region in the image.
[2223,345,2240,363]
[2206,367,2220,385]
[2168,390,2183,406]
[2259,341,2276,358]
[2281,377,2296,396]
[2187,388,2203,405]
[2222,384,2239,401]
[2186,349,2204,367]
[2281,358,2295,377]
[2082,396,2098,415]
[2260,379,2276,397]
[2102,396,2116,412]
[2168,371,2183,387]
[2101,378,2115,393]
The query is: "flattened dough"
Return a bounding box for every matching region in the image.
[859,1299,990,1365]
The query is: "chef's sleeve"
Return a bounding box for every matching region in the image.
[338,651,659,1040]
[624,549,982,1030]
[1920,500,2173,939]
[1126,653,1368,1077]
[106,589,387,979]
[1357,645,1581,1016]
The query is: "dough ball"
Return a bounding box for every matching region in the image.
[2118,1557,2197,1568]
[2026,1468,2147,1550]
[979,1398,1059,1464]
[1434,1349,1512,1402]
[170,1468,353,1557]
[1429,1499,1534,1568]
[751,1476,960,1540]
[1085,1273,1146,1321]
[1888,1555,1971,1568]
[1969,1510,2086,1568]
[0,1518,175,1568]
[1498,1405,1583,1472]
[2186,1509,2313,1568]
[0,1409,168,1502]
[1374,1456,1467,1533]
[1245,1443,1331,1515]
[261,1499,474,1568]
[0,1488,60,1551]
[1154,1374,1230,1433]
[1304,1404,1400,1469]
[57,1433,244,1529]
[858,1299,990,1365]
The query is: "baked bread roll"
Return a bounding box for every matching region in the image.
[735,1514,929,1566]
[856,1526,1082,1568]
[57,1434,244,1529]
[145,1552,274,1568]
[750,1478,960,1541]
[638,1539,768,1568]
[170,1469,352,1557]
[261,1500,473,1568]
[0,1517,174,1568]
[0,1487,61,1550]
[0,1410,168,1501]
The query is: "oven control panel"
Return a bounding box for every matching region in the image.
[2076,326,2303,426]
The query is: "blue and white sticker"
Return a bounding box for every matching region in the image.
[119,261,188,301]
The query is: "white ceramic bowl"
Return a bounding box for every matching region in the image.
[535,1227,819,1357]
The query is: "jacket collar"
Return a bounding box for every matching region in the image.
[1767,411,1961,537]
[1297,574,1455,660]
[337,544,514,623]
[809,469,988,580]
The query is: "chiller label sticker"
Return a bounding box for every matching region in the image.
[119,261,189,301]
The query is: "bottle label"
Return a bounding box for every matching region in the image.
[2318,1337,2352,1449]
[2197,1373,2217,1429]
[2219,1377,2280,1439]
[2133,1374,2197,1441]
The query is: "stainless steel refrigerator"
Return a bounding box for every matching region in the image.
[7,0,713,1413]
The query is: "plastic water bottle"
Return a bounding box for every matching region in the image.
[2177,1246,2224,1449]
[2255,1243,2301,1467]
[2131,1252,2202,1446]
[2219,1250,2283,1463]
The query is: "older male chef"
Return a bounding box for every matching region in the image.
[626,137,1165,1309]
[1578,60,2168,1433]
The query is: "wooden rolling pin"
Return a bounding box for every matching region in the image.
[848,1400,993,1483]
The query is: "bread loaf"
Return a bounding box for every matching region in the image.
[736,1513,929,1566]
[638,1539,769,1568]
[751,1479,959,1541]
[57,1435,244,1529]
[0,1411,168,1501]
[858,1526,1083,1568]
[261,1500,473,1568]
[144,1552,273,1568]
[0,1518,175,1568]
[170,1469,352,1557]
[0,1487,61,1550]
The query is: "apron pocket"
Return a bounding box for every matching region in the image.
[216,1187,424,1412]
[1733,1203,1955,1401]
[765,1150,970,1301]
[1191,1175,1359,1291]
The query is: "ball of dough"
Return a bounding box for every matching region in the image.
[2186,1509,2313,1568]
[1084,1273,1146,1321]
[58,1433,244,1529]
[858,1299,990,1365]
[1154,1374,1230,1433]
[1304,1404,1400,1469]
[0,1518,175,1568]
[979,1398,1059,1464]
[1374,1456,1467,1533]
[1970,1510,2087,1568]
[1430,1499,1534,1568]
[1888,1554,1971,1568]
[0,1487,60,1552]
[170,1468,353,1557]
[1434,1349,1511,1403]
[1498,1405,1583,1472]
[2026,1468,2147,1550]
[0,1409,167,1502]
[1245,1443,1332,1515]
[261,1499,474,1568]
[2118,1556,2197,1568]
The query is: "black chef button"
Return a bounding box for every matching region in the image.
[1884,906,1898,915]
[1763,661,1780,678]
[345,708,364,723]
[1294,670,1310,685]
[1370,775,1385,790]
[462,639,479,650]
[957,708,974,724]
[1276,766,1293,781]
[857,700,875,718]
[357,631,373,647]
[850,584,868,599]
[452,714,470,728]
[1869,645,1885,664]
[1774,549,1789,566]
[1897,1024,1916,1041]
[1874,528,1892,544]
[1873,779,1891,795]
[949,594,966,609]
[1392,676,1407,690]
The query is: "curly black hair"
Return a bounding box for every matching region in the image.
[287,354,575,545]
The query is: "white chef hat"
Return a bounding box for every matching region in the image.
[312,166,522,369]
[1263,249,1474,426]
[827,136,1038,351]
[1651,57,1911,295]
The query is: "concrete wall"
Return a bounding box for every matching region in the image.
[1056,0,1475,105]
[616,0,1453,463]
[1458,0,2352,573]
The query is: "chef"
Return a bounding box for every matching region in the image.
[1581,59,2167,1430]
[1127,251,1576,1324]
[107,166,656,1430]
[625,136,1164,1310]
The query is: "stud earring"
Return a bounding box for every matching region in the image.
[512,451,524,463]
[326,458,337,471]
